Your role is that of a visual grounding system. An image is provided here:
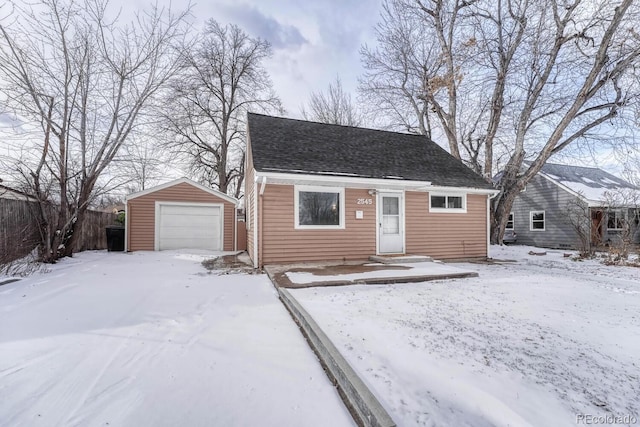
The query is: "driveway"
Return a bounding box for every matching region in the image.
[0,250,353,427]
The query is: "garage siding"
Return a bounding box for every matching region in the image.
[127,182,235,252]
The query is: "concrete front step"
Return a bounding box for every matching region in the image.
[369,254,433,264]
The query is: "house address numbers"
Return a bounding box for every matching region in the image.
[356,198,373,205]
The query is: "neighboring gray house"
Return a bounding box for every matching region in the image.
[508,163,640,249]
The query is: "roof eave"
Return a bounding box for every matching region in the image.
[254,170,497,194]
[125,177,239,205]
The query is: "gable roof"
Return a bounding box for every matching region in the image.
[247,113,493,190]
[536,162,638,204]
[125,177,238,205]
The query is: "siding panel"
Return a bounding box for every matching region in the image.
[127,182,236,252]
[260,185,376,264]
[257,185,488,265]
[512,175,581,249]
[406,192,488,259]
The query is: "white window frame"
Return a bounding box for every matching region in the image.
[607,209,625,231]
[428,192,467,213]
[529,210,545,231]
[294,185,345,230]
[505,212,514,230]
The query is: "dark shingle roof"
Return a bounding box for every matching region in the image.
[247,113,493,189]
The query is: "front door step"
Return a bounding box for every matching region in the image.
[369,254,433,264]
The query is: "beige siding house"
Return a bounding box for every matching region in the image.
[245,113,498,268]
[126,178,238,252]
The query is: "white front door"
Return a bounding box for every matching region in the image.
[378,193,404,254]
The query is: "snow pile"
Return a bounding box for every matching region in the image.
[293,245,640,426]
[0,250,353,427]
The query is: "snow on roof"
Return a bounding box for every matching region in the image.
[537,163,638,205]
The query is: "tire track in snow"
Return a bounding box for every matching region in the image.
[1,282,80,313]
[60,289,159,425]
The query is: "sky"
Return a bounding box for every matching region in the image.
[1,0,636,184]
[125,0,383,117]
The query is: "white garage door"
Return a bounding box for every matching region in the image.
[157,203,222,251]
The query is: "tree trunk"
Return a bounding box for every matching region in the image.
[491,188,520,244]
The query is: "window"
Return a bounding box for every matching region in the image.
[530,211,545,231]
[607,210,625,231]
[429,193,466,212]
[506,213,514,230]
[295,186,345,229]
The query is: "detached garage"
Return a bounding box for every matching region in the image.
[125,178,238,252]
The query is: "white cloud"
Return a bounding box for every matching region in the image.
[112,0,383,116]
[193,0,382,117]
[215,3,308,49]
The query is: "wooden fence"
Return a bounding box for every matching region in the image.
[0,198,115,264]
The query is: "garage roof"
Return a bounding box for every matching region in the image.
[125,177,238,205]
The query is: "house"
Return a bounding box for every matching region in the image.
[0,184,38,201]
[244,113,497,268]
[125,178,239,252]
[508,163,640,249]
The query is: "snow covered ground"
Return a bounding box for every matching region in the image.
[292,245,640,427]
[0,251,353,427]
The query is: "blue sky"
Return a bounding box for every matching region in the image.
[125,0,383,117]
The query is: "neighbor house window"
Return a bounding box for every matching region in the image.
[530,211,545,231]
[607,210,625,231]
[429,193,466,212]
[295,186,345,229]
[506,213,514,230]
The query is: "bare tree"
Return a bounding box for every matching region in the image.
[491,0,640,244]
[302,76,364,126]
[361,0,640,243]
[0,0,189,262]
[117,132,170,193]
[563,196,595,257]
[162,20,282,199]
[602,189,640,260]
[360,0,491,173]
[360,0,438,137]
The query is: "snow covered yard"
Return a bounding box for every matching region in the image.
[291,245,640,427]
[0,251,353,427]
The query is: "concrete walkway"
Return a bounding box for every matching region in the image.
[266,261,478,288]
